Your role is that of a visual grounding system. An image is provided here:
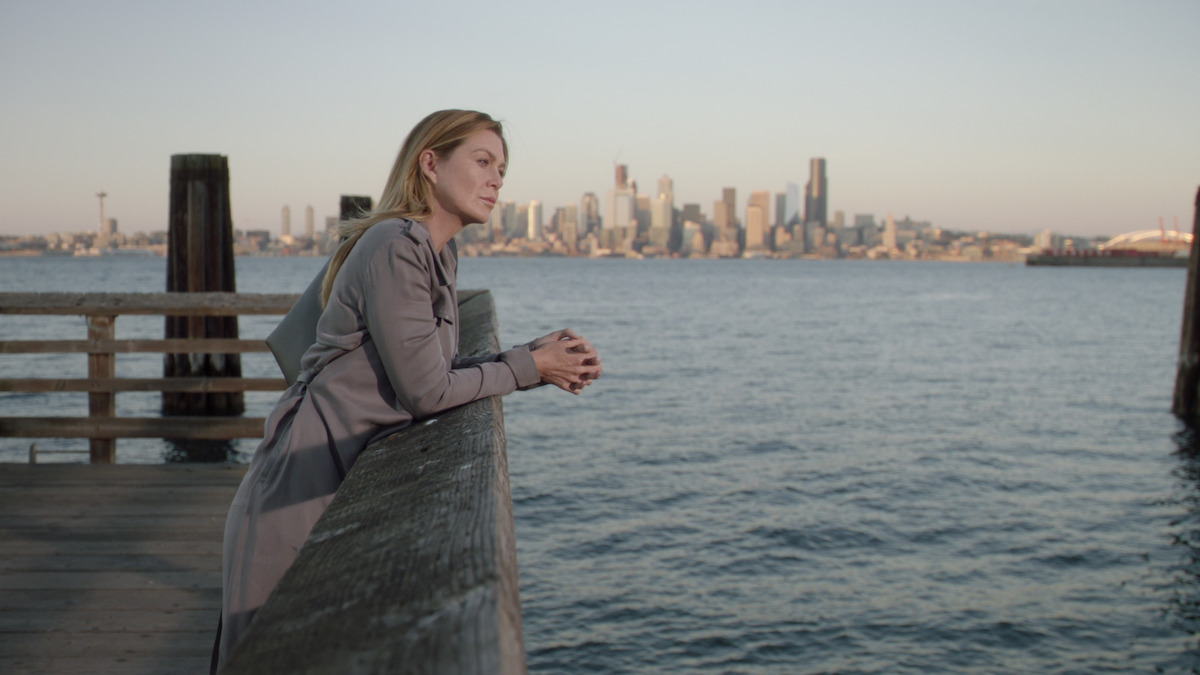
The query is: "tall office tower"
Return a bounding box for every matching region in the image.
[615,164,628,188]
[635,195,651,233]
[501,201,519,238]
[581,192,601,232]
[785,182,801,226]
[561,203,580,249]
[487,204,503,240]
[607,186,635,229]
[722,187,737,227]
[713,200,729,229]
[305,205,315,239]
[775,193,787,228]
[883,212,898,250]
[281,205,291,237]
[745,204,766,250]
[682,203,703,224]
[830,210,844,230]
[657,174,674,204]
[650,195,671,248]
[528,200,543,241]
[805,158,827,226]
[748,191,771,231]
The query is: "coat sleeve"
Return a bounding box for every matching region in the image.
[361,237,539,418]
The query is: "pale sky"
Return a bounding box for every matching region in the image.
[1,0,1197,238]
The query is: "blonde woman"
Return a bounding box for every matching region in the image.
[215,109,602,667]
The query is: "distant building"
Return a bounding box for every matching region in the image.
[785,182,801,226]
[748,190,771,232]
[775,193,787,229]
[650,195,671,248]
[745,204,767,251]
[883,213,898,250]
[581,192,601,233]
[527,200,543,241]
[305,205,314,239]
[805,158,827,227]
[561,203,580,249]
[281,205,291,237]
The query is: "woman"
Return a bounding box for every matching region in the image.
[215,110,602,667]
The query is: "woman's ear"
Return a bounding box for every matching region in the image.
[418,149,438,184]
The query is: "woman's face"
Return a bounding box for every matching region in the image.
[426,129,506,227]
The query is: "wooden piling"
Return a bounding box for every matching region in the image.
[1173,187,1200,420]
[339,195,372,222]
[164,154,243,421]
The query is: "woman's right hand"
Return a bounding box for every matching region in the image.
[529,329,602,394]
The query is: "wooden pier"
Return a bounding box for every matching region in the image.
[0,464,244,675]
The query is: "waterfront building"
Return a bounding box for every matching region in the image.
[748,191,771,230]
[785,182,801,226]
[561,204,580,250]
[581,192,601,233]
[722,187,737,227]
[745,204,767,251]
[281,205,291,237]
[883,213,898,250]
[805,158,827,227]
[608,189,635,229]
[305,205,315,240]
[528,200,543,241]
[650,195,671,249]
[635,195,651,236]
[775,193,787,229]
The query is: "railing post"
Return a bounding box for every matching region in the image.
[1174,187,1200,420]
[87,314,116,463]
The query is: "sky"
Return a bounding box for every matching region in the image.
[1,0,1197,239]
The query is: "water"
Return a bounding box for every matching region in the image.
[2,255,1198,672]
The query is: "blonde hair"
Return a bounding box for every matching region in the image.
[321,109,506,306]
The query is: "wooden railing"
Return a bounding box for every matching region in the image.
[0,292,298,463]
[220,289,526,674]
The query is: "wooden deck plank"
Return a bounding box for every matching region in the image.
[0,464,245,674]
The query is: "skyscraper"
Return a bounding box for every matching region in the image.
[615,164,629,189]
[281,205,291,237]
[304,205,314,239]
[805,158,827,226]
[785,182,801,226]
[722,187,737,227]
[745,204,766,250]
[528,200,543,241]
[748,190,771,230]
[581,192,601,233]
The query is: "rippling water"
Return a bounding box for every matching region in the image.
[2,255,1198,672]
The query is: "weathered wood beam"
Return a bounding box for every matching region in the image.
[0,417,266,439]
[0,292,299,315]
[0,377,286,393]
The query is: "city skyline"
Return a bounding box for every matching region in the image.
[2,1,1197,239]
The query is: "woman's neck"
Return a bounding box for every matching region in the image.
[418,212,462,253]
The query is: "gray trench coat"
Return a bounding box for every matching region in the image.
[217,219,539,664]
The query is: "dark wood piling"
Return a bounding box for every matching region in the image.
[339,194,373,222]
[1173,187,1200,420]
[164,155,243,460]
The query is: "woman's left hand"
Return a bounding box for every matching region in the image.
[528,329,603,394]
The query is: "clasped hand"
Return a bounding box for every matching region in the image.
[528,329,603,394]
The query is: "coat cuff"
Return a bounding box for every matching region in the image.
[500,345,542,390]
